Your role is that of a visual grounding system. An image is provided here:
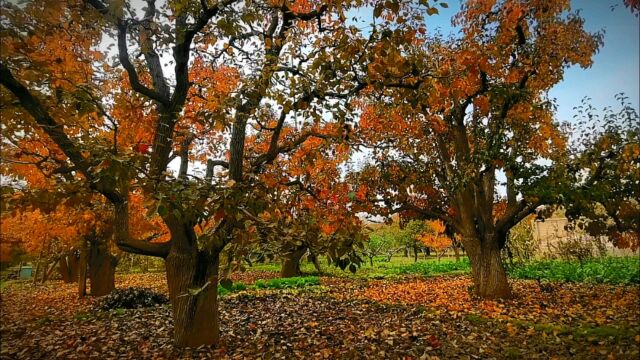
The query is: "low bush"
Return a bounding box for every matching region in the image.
[94,287,169,311]
[254,276,320,289]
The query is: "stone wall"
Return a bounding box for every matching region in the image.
[530,218,636,258]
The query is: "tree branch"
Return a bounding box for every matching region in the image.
[116,238,172,258]
[0,63,92,177]
[86,0,170,105]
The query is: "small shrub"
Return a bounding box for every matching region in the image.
[94,287,169,311]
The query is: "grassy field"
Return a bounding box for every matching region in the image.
[250,255,640,284]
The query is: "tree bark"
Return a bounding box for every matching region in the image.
[88,239,116,296]
[413,244,419,263]
[466,238,511,299]
[280,246,306,278]
[166,248,220,347]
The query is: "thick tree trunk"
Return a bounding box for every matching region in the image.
[280,246,306,278]
[88,240,116,296]
[166,248,220,347]
[466,239,511,299]
[413,245,419,263]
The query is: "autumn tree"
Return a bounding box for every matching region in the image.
[250,127,365,277]
[352,0,605,298]
[1,200,108,292]
[0,0,413,346]
[363,223,403,266]
[417,220,451,261]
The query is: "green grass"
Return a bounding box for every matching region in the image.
[249,256,463,279]
[254,276,320,289]
[36,316,53,325]
[510,319,639,341]
[217,282,247,296]
[465,314,490,325]
[384,258,471,277]
[74,312,97,321]
[507,257,640,285]
[248,255,639,285]
[216,276,320,296]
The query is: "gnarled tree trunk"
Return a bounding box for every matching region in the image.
[88,239,117,296]
[465,238,511,299]
[280,245,306,278]
[113,198,225,347]
[166,247,220,347]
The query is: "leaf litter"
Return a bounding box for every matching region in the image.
[1,272,638,359]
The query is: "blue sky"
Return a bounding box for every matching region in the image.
[351,0,640,123]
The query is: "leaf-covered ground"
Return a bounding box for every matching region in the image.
[1,272,638,359]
